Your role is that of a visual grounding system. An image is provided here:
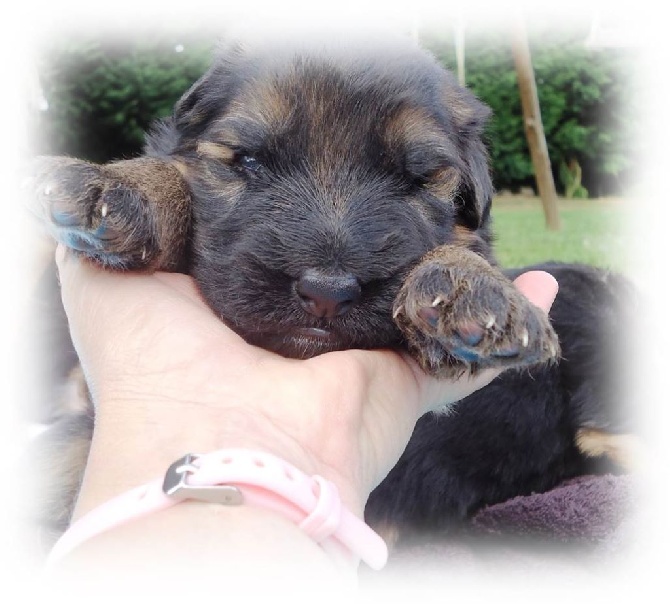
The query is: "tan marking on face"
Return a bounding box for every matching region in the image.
[196,141,236,162]
[576,428,646,473]
[386,105,447,149]
[206,117,243,148]
[425,165,461,201]
[228,77,293,131]
[386,107,456,163]
[387,105,459,205]
[178,144,246,203]
[183,108,208,129]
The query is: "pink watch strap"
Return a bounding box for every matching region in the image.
[47,448,388,570]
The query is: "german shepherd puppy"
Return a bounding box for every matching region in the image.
[26,34,634,553]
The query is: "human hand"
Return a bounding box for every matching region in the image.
[56,246,558,519]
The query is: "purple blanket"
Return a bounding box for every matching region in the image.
[472,473,635,542]
[364,473,638,582]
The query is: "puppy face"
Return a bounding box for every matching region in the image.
[148,39,494,358]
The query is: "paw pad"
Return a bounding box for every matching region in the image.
[454,322,485,346]
[392,245,561,378]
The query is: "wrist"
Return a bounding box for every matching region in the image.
[76,393,367,522]
[52,447,388,574]
[55,496,358,587]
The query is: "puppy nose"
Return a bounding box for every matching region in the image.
[296,269,361,318]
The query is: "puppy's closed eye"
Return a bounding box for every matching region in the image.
[407,157,459,184]
[422,164,461,197]
[407,157,462,202]
[196,142,266,179]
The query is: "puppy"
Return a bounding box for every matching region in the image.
[25,35,634,553]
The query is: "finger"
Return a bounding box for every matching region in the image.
[55,245,200,310]
[55,246,183,338]
[54,245,267,364]
[513,270,559,313]
[55,247,183,378]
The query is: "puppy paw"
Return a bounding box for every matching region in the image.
[25,157,158,269]
[394,245,560,378]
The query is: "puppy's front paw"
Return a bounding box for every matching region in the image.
[26,157,157,269]
[394,245,560,378]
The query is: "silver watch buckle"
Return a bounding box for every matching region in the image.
[162,453,244,505]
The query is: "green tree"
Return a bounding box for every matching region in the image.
[33,34,214,163]
[422,24,640,197]
[33,28,639,196]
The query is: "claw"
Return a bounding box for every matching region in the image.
[492,346,519,359]
[521,329,529,348]
[101,203,108,218]
[431,296,444,308]
[485,315,496,329]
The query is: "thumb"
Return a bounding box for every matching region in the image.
[513,270,559,314]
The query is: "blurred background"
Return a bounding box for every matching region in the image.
[7,3,666,597]
[17,11,641,426]
[25,13,641,272]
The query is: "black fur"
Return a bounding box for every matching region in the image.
[366,263,632,539]
[143,39,497,359]
[26,36,633,550]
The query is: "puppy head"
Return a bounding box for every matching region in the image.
[149,36,494,358]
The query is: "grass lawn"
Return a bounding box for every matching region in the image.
[490,195,630,273]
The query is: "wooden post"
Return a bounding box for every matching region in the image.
[510,15,562,231]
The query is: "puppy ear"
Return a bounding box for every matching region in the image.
[144,42,247,157]
[173,76,211,130]
[444,80,494,231]
[144,68,226,156]
[173,42,246,135]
